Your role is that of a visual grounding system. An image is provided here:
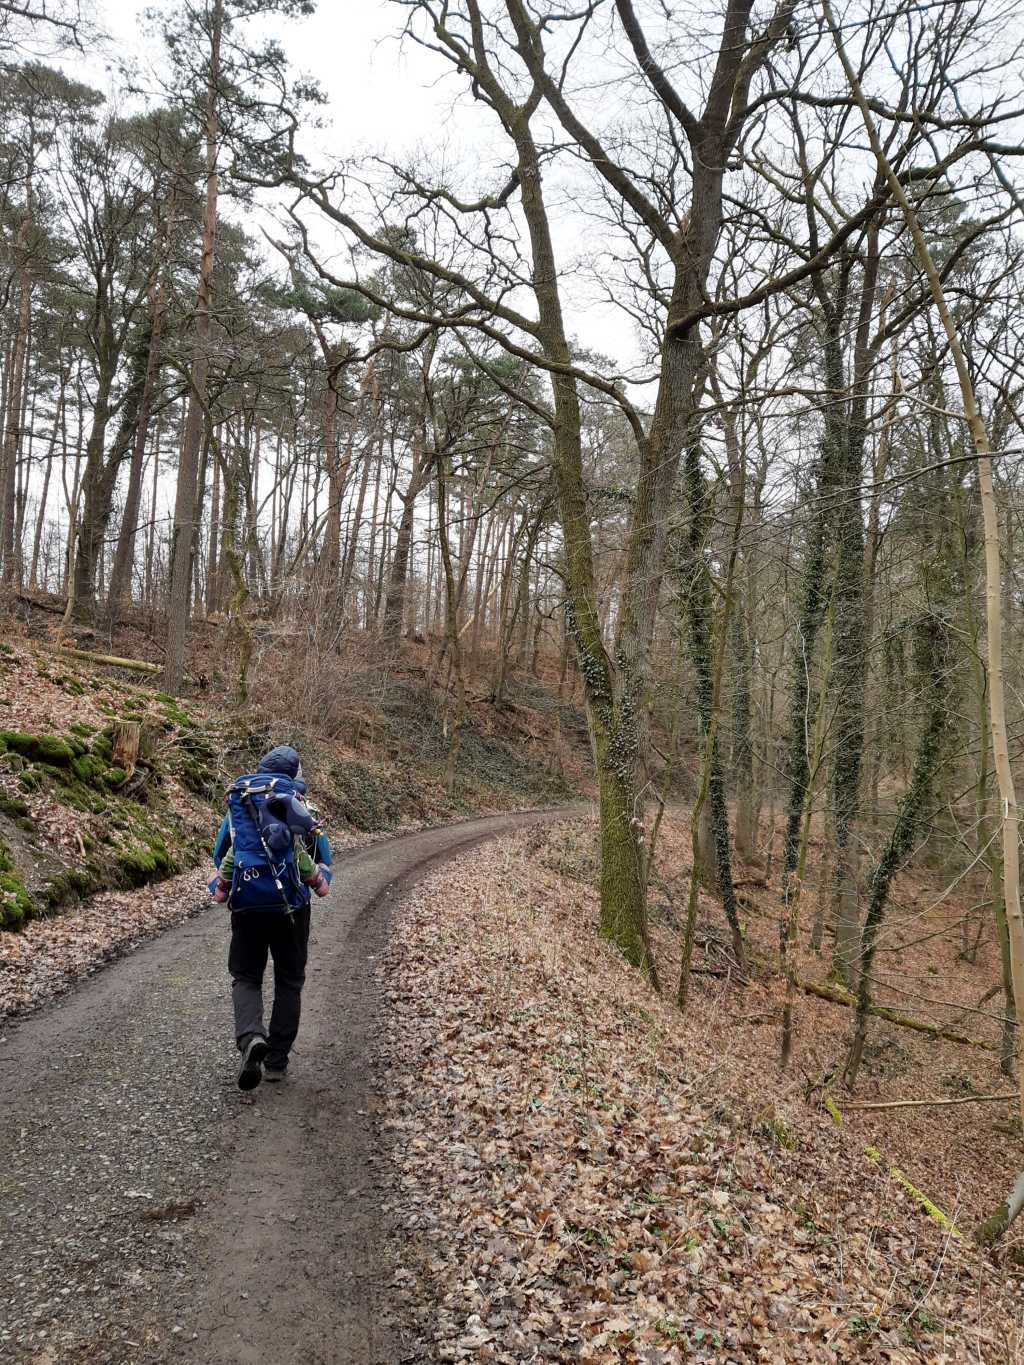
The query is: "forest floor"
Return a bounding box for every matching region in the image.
[378,817,1024,1362]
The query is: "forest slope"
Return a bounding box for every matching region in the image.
[0,623,589,1019]
[379,821,1024,1362]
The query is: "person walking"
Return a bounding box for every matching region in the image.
[209,744,332,1089]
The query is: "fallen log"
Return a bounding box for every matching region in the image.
[12,590,67,617]
[797,975,998,1052]
[843,1092,1017,1112]
[58,647,160,674]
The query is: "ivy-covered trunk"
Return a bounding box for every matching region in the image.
[780,423,841,905]
[829,237,879,986]
[509,112,657,980]
[828,381,868,985]
[844,610,951,1087]
[681,444,745,969]
[731,606,758,861]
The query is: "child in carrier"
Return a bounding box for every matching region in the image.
[209,744,332,1090]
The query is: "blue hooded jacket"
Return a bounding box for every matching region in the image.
[212,746,332,868]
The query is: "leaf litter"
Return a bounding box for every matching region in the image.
[376,820,1024,1362]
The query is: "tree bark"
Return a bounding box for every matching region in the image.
[163,0,222,692]
[1,190,32,584]
[108,276,167,623]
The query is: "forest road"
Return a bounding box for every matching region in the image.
[0,804,585,1365]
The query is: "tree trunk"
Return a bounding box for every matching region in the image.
[680,444,746,970]
[108,278,167,623]
[163,0,222,692]
[1,196,32,585]
[436,454,466,792]
[382,436,426,647]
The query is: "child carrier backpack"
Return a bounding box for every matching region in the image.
[225,772,319,912]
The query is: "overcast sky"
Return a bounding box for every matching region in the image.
[71,0,643,380]
[89,1,450,151]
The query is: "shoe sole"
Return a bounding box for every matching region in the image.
[263,1071,287,1083]
[238,1037,269,1090]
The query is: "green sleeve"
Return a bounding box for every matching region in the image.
[219,848,234,881]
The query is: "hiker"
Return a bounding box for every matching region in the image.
[209,744,332,1090]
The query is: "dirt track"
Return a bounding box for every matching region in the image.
[0,807,581,1364]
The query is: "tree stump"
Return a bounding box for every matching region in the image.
[138,720,160,763]
[111,720,141,778]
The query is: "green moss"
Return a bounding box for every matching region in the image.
[59,783,103,813]
[0,793,30,820]
[72,754,105,785]
[19,767,41,792]
[0,731,34,758]
[35,736,75,765]
[0,838,37,930]
[160,701,196,729]
[175,731,218,799]
[40,866,103,910]
[69,722,96,739]
[49,674,87,696]
[92,735,113,763]
[0,732,75,766]
[104,766,127,788]
[118,839,174,887]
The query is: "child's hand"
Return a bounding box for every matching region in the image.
[208,875,230,903]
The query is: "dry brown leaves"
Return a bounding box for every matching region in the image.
[377,823,1024,1362]
[0,867,213,1023]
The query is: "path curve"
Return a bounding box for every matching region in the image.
[0,805,584,1365]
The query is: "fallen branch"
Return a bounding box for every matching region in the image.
[797,975,998,1052]
[863,1145,961,1237]
[58,647,160,674]
[939,983,1001,1037]
[843,1092,1017,1112]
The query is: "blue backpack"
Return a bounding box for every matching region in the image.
[225,772,319,912]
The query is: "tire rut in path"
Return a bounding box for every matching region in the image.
[0,806,582,1365]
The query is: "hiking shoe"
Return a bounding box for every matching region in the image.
[263,1065,288,1083]
[238,1035,268,1090]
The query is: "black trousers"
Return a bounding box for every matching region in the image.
[228,905,311,1068]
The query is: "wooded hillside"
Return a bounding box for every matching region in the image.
[4,0,1024,1348]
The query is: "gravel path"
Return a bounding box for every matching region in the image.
[0,807,581,1365]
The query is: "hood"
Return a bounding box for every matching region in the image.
[256,745,301,779]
